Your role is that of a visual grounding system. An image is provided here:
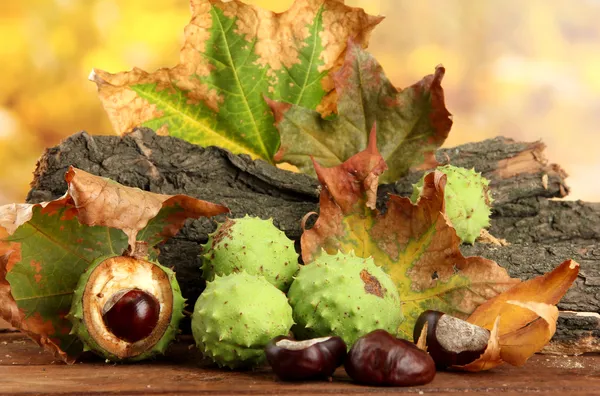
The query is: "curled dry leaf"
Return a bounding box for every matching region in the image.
[499,301,559,366]
[301,128,518,338]
[0,167,228,362]
[454,303,560,372]
[416,321,428,352]
[467,259,579,333]
[270,40,452,182]
[92,0,382,162]
[456,316,502,372]
[64,167,228,247]
[461,260,578,369]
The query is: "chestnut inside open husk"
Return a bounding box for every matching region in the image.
[265,335,347,381]
[102,289,160,343]
[413,310,490,369]
[68,255,185,361]
[345,329,436,386]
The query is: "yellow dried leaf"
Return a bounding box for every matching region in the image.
[467,259,579,335]
[499,301,559,366]
[456,316,502,372]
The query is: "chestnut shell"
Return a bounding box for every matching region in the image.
[413,310,488,369]
[345,329,435,386]
[102,289,160,343]
[265,336,347,381]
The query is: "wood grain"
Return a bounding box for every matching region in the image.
[1,333,599,396]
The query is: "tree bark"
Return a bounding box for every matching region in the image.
[27,128,599,354]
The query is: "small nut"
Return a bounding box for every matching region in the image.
[265,336,347,381]
[102,288,160,343]
[345,329,436,386]
[413,310,490,369]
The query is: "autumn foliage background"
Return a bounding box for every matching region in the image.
[1,0,600,206]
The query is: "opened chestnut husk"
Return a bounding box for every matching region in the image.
[265,335,347,381]
[68,255,185,362]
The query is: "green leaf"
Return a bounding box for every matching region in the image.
[301,132,518,338]
[270,40,453,183]
[0,167,228,362]
[92,0,382,161]
[5,205,128,357]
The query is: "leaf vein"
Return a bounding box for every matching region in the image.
[212,9,270,160]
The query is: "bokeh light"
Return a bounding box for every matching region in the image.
[0,0,599,205]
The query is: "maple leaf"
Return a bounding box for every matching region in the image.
[0,167,228,362]
[301,130,518,338]
[91,0,382,162]
[268,40,452,183]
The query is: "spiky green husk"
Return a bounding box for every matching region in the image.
[192,271,294,369]
[201,215,299,292]
[68,255,185,362]
[411,165,493,244]
[288,251,402,349]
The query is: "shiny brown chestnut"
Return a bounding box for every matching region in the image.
[345,329,436,386]
[265,335,347,381]
[102,289,161,343]
[413,310,489,369]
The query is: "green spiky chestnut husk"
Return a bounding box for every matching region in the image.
[411,165,493,244]
[288,251,402,348]
[191,271,294,369]
[68,255,185,362]
[201,215,299,292]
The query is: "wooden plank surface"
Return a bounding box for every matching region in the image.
[1,333,599,396]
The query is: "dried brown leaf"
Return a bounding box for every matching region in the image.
[499,301,559,366]
[456,316,502,372]
[64,167,228,247]
[300,128,518,338]
[467,259,579,335]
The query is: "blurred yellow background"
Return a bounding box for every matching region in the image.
[1,0,599,205]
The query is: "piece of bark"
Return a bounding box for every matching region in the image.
[26,129,599,353]
[28,128,319,310]
[461,242,600,355]
[384,137,600,245]
[488,200,600,245]
[391,137,570,211]
[544,311,600,355]
[28,128,319,240]
[461,242,600,313]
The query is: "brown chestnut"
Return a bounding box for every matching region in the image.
[345,329,435,386]
[265,336,347,381]
[413,310,489,369]
[102,289,160,343]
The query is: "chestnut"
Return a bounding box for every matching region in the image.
[102,288,160,343]
[344,329,435,387]
[265,336,347,381]
[413,310,489,369]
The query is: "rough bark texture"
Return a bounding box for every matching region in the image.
[26,128,599,353]
[461,243,599,313]
[28,128,319,303]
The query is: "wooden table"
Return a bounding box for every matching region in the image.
[1,332,598,395]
